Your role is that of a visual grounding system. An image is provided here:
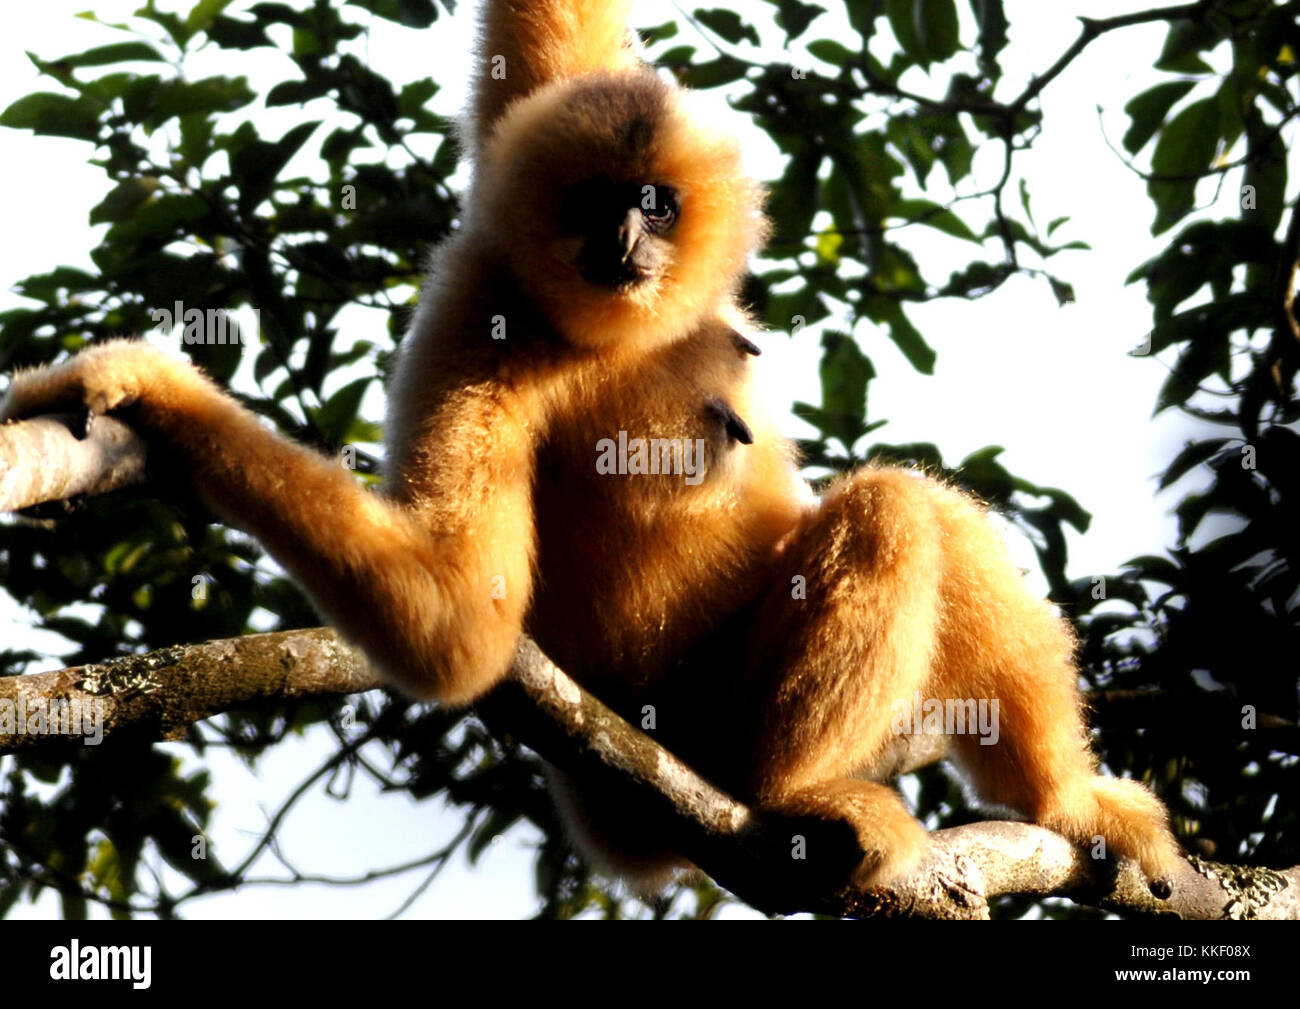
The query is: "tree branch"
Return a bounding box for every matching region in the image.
[1,416,1296,918]
[0,414,146,512]
[1011,3,1210,116]
[3,626,1296,918]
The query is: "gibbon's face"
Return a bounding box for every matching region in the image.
[475,70,766,350]
[562,177,678,292]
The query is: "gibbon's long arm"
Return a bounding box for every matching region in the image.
[470,0,640,150]
[0,339,535,703]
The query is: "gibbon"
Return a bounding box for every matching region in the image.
[1,0,1179,900]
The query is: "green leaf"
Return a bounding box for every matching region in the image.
[468,809,520,865]
[89,177,162,224]
[767,148,822,248]
[1155,331,1231,413]
[230,120,320,213]
[867,298,936,374]
[766,285,829,333]
[638,20,679,45]
[679,56,750,88]
[1241,130,1287,236]
[768,0,823,40]
[81,72,136,103]
[885,0,927,65]
[892,199,978,242]
[293,26,323,56]
[807,39,856,67]
[693,9,760,47]
[14,266,97,303]
[1018,177,1034,228]
[939,260,1011,297]
[1155,18,1221,74]
[1122,80,1196,155]
[969,0,1008,64]
[314,377,373,445]
[914,0,960,62]
[887,114,935,185]
[816,330,875,450]
[933,118,973,184]
[186,0,235,31]
[658,45,698,66]
[266,79,333,107]
[179,111,216,168]
[321,126,370,165]
[0,92,101,140]
[206,14,272,49]
[1158,438,1231,490]
[104,193,209,244]
[149,75,256,125]
[1047,276,1075,305]
[50,41,166,68]
[135,5,189,48]
[1149,97,1219,234]
[399,78,439,118]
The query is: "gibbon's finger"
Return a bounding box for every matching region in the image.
[705,396,754,445]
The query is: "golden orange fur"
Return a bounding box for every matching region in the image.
[1,0,1179,897]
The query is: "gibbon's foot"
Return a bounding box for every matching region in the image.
[766,779,931,892]
[1036,775,1181,897]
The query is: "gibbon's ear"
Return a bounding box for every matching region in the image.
[469,0,642,152]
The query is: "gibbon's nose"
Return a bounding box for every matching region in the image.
[618,208,643,262]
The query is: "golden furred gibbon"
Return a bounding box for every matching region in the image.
[1,0,1179,898]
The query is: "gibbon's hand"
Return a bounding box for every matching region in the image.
[0,339,209,430]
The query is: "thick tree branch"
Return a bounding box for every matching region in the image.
[0,414,146,512]
[2,627,1296,918]
[1,417,1296,918]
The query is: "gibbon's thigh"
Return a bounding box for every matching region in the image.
[701,467,948,882]
[740,466,948,799]
[739,465,1097,808]
[737,466,1178,886]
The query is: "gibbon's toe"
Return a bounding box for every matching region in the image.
[1149,877,1173,900]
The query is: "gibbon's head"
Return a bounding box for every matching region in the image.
[473,70,766,351]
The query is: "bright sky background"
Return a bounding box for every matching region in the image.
[0,0,1248,919]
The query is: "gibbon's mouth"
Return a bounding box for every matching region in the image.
[579,259,651,291]
[576,206,669,292]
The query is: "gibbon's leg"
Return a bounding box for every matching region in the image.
[740,468,945,887]
[925,481,1180,889]
[0,339,535,704]
[742,466,1178,891]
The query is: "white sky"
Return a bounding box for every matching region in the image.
[0,0,1266,919]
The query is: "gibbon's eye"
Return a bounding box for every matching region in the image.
[640,184,678,233]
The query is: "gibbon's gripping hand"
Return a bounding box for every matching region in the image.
[1,339,536,704]
[0,339,205,428]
